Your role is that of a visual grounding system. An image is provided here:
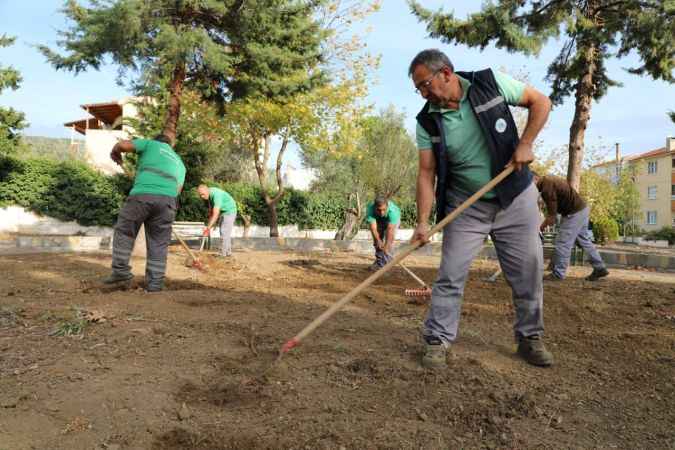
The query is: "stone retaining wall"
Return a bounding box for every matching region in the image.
[1,235,673,271]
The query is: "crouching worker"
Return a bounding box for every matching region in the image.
[197,185,237,257]
[103,135,186,292]
[533,172,608,281]
[366,196,401,270]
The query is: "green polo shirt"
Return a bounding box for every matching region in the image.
[209,187,237,215]
[366,201,401,227]
[129,138,186,198]
[416,71,525,198]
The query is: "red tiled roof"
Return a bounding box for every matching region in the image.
[622,147,668,161]
[593,146,669,168]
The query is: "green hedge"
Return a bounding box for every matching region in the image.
[0,156,129,227]
[0,155,419,229]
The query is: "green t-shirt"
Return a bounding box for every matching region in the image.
[209,187,237,215]
[366,201,401,227]
[416,71,526,199]
[129,139,186,198]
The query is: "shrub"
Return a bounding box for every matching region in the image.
[592,217,619,245]
[0,155,420,231]
[645,227,675,245]
[622,223,644,237]
[0,156,127,226]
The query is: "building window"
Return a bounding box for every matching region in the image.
[647,161,658,174]
[672,184,675,199]
[646,211,657,225]
[672,158,675,168]
[648,186,657,200]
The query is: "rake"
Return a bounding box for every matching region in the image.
[279,165,515,357]
[173,231,205,270]
[400,263,432,298]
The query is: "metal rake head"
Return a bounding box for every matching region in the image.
[404,287,432,297]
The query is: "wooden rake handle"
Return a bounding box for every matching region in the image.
[280,165,516,354]
[399,263,428,288]
[173,230,199,262]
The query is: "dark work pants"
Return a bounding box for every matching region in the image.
[111,195,177,290]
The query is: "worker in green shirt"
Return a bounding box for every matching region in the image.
[410,48,553,369]
[197,185,237,257]
[366,197,401,270]
[104,134,186,292]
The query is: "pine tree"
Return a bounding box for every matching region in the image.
[39,0,235,144]
[0,34,28,154]
[410,0,675,189]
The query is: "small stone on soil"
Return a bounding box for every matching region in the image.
[177,402,191,421]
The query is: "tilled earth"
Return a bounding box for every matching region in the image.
[0,248,674,450]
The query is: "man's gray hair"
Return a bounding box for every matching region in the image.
[374,196,388,207]
[408,49,454,77]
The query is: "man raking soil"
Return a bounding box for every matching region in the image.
[102,135,186,293]
[280,48,555,371]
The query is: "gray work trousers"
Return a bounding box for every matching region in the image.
[373,222,397,268]
[552,206,605,279]
[111,195,177,290]
[219,213,236,256]
[423,182,544,343]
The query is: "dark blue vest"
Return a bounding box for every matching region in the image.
[416,68,532,223]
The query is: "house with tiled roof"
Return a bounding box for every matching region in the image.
[64,97,145,174]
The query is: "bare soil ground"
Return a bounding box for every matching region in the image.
[1,248,674,450]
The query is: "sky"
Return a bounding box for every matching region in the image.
[1,0,673,167]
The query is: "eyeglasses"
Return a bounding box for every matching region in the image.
[414,70,441,95]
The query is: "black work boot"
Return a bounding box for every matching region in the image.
[517,336,554,367]
[585,267,609,281]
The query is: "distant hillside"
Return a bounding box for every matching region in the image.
[22,136,87,161]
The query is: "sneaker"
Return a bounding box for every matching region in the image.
[421,336,449,370]
[102,273,133,285]
[517,336,554,367]
[586,267,609,281]
[544,273,563,282]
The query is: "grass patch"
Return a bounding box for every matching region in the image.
[49,308,88,337]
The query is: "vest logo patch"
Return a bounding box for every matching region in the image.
[495,118,507,133]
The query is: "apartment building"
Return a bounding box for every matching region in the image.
[593,137,675,232]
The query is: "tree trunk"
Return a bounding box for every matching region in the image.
[162,62,187,145]
[566,45,596,191]
[335,192,362,240]
[335,211,359,240]
[241,213,251,238]
[267,199,280,237]
[252,135,288,238]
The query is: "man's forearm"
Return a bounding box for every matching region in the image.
[520,97,551,145]
[369,223,380,241]
[207,212,220,229]
[416,170,435,225]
